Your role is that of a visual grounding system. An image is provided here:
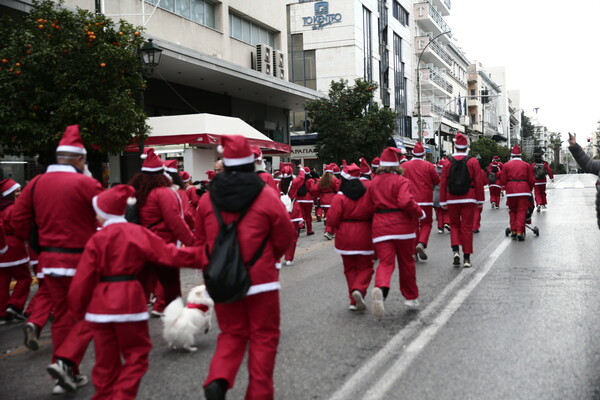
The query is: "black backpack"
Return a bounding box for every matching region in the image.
[488,165,498,184]
[447,155,472,195]
[203,197,267,303]
[534,163,547,179]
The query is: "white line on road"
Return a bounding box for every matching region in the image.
[327,238,512,400]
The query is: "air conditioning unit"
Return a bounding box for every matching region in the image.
[256,44,273,75]
[275,50,285,80]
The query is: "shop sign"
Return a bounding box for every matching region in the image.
[302,1,342,30]
[292,145,317,158]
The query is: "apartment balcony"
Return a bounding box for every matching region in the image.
[414,2,450,37]
[415,34,452,69]
[431,0,451,16]
[419,65,453,95]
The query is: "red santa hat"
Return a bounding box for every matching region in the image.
[379,147,402,167]
[219,135,254,167]
[303,166,310,174]
[341,163,361,180]
[511,145,521,157]
[332,163,340,174]
[412,142,426,157]
[56,125,86,155]
[359,157,371,175]
[492,155,500,161]
[0,179,20,197]
[165,159,178,174]
[141,148,165,173]
[324,163,334,173]
[206,170,216,181]
[341,159,348,167]
[179,171,191,183]
[371,157,380,168]
[251,145,263,161]
[93,184,137,220]
[453,133,469,150]
[399,155,408,163]
[281,166,293,178]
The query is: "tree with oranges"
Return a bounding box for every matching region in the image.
[0,0,148,161]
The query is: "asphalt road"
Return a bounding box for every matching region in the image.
[1,173,600,400]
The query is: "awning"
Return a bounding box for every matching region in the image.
[143,113,291,154]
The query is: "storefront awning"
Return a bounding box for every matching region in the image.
[143,113,291,154]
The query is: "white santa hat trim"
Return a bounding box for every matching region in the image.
[93,195,126,220]
[380,160,399,167]
[2,182,20,197]
[56,145,87,155]
[141,165,165,172]
[223,154,255,167]
[324,168,333,173]
[165,167,178,173]
[341,170,359,180]
[181,177,191,183]
[412,150,425,157]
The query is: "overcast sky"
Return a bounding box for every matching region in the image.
[446,0,600,143]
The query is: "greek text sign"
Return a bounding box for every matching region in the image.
[292,145,318,158]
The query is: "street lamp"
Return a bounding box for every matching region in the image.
[140,38,162,77]
[416,30,451,142]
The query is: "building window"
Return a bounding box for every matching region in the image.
[363,7,372,82]
[289,34,316,90]
[146,0,215,29]
[393,1,409,27]
[393,33,408,136]
[230,13,275,47]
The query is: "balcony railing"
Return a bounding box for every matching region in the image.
[423,65,453,93]
[426,2,450,33]
[417,34,453,67]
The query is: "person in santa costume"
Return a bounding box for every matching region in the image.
[293,166,316,236]
[166,160,195,230]
[129,149,197,318]
[252,145,278,192]
[499,145,535,241]
[279,166,305,266]
[359,157,373,183]
[371,157,380,174]
[195,135,294,400]
[487,155,504,173]
[317,164,340,240]
[439,133,484,268]
[68,184,202,399]
[488,162,503,209]
[12,125,104,394]
[367,147,425,316]
[23,246,53,352]
[433,160,450,234]
[472,166,489,233]
[401,142,440,261]
[326,163,374,311]
[180,170,201,208]
[0,179,31,324]
[531,153,554,212]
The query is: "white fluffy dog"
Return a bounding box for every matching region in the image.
[162,285,214,352]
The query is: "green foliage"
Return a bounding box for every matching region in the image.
[469,137,510,169]
[0,0,148,157]
[305,79,396,164]
[521,112,534,138]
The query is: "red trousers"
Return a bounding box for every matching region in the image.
[45,276,93,373]
[533,184,548,206]
[151,281,166,313]
[435,207,449,228]
[26,277,53,332]
[507,196,530,233]
[447,203,476,254]
[373,239,418,301]
[341,254,374,304]
[416,206,433,246]
[284,229,300,262]
[204,290,280,400]
[90,321,152,400]
[473,206,483,231]
[298,202,314,234]
[0,263,31,316]
[489,186,502,206]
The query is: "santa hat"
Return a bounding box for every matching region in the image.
[399,155,408,163]
[359,157,371,175]
[179,171,191,183]
[324,164,334,173]
[281,166,293,178]
[0,179,20,197]
[371,157,380,169]
[206,170,216,182]
[219,135,254,167]
[453,133,469,150]
[251,145,263,161]
[341,163,361,180]
[412,142,426,157]
[492,155,500,161]
[511,145,521,157]
[93,184,136,220]
[164,159,178,174]
[141,148,164,173]
[379,147,402,167]
[341,159,348,167]
[332,164,340,174]
[56,125,86,155]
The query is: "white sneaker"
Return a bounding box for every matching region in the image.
[404,299,420,309]
[463,259,472,268]
[47,360,77,392]
[437,228,444,234]
[52,375,89,395]
[285,260,294,266]
[323,232,334,240]
[453,252,461,266]
[348,304,358,311]
[150,310,164,318]
[371,287,385,317]
[351,290,367,311]
[416,242,427,260]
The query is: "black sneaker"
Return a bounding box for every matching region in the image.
[0,315,14,325]
[47,360,77,392]
[444,224,451,232]
[453,252,461,266]
[23,322,40,351]
[6,305,26,321]
[516,233,525,241]
[204,379,228,400]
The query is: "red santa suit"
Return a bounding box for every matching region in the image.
[488,164,503,208]
[195,135,295,400]
[180,171,201,209]
[531,160,554,208]
[368,148,424,304]
[439,134,484,261]
[433,162,450,231]
[68,185,202,400]
[292,167,316,236]
[24,248,53,340]
[473,168,489,232]
[401,143,440,250]
[0,180,31,322]
[315,168,340,234]
[12,135,103,380]
[326,164,374,310]
[251,146,279,193]
[500,146,535,238]
[359,157,373,186]
[279,167,305,263]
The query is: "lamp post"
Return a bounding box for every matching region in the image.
[139,38,163,77]
[416,30,451,142]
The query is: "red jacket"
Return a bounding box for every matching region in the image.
[487,161,504,174]
[402,158,440,206]
[500,158,535,197]
[177,187,196,230]
[488,168,503,190]
[0,203,29,267]
[11,165,103,277]
[531,161,554,185]
[185,185,200,209]
[291,170,316,205]
[68,220,202,323]
[368,173,424,242]
[195,186,295,296]
[138,186,197,247]
[327,188,374,254]
[439,154,485,206]
[314,174,340,208]
[257,171,279,192]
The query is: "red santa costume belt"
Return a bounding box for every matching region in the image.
[375,208,402,213]
[100,274,137,282]
[40,246,84,254]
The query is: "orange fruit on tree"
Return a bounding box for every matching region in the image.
[1,59,8,63]
[100,62,106,68]
[15,70,21,75]
[15,62,20,67]
[38,24,44,29]
[134,31,140,36]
